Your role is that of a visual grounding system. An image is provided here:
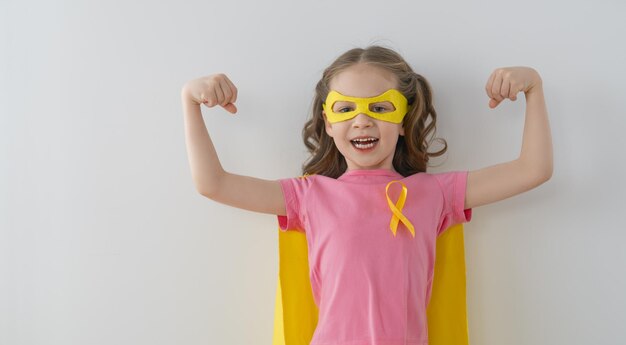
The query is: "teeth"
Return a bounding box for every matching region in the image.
[351,137,378,149]
[354,141,376,149]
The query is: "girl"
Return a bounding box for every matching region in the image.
[181,46,553,345]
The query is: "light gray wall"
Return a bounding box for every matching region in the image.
[2,0,625,344]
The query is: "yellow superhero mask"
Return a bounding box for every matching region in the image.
[322,89,409,124]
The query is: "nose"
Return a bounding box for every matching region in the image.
[351,113,373,128]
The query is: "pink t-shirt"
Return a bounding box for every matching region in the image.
[277,169,472,345]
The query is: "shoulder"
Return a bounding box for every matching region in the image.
[402,171,439,184]
[421,170,468,183]
[278,173,334,195]
[404,171,468,193]
[422,171,470,204]
[281,173,329,185]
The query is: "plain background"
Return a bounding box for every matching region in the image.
[2,0,625,344]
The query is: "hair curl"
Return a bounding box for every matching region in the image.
[302,45,447,178]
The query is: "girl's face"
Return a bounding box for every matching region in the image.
[323,63,404,172]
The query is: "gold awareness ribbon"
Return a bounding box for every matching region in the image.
[385,180,415,237]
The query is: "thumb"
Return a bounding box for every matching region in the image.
[223,103,238,114]
[489,98,501,109]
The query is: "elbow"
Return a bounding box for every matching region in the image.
[198,182,223,200]
[196,174,226,200]
[193,168,228,200]
[520,158,553,186]
[541,161,554,182]
[534,166,553,187]
[544,167,553,182]
[198,187,218,200]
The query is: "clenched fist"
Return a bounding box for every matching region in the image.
[485,67,542,109]
[182,73,238,114]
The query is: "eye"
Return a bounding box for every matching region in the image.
[338,107,354,113]
[370,101,395,113]
[333,101,355,113]
[371,105,391,113]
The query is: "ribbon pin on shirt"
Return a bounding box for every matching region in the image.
[385,180,416,238]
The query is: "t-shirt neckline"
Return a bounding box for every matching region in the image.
[338,169,403,180]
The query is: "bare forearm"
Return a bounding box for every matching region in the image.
[518,84,553,180]
[181,94,225,195]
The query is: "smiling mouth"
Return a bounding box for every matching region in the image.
[350,137,379,150]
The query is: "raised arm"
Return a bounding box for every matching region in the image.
[181,74,286,216]
[465,67,553,209]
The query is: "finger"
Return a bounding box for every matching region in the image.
[223,103,238,114]
[204,88,218,107]
[500,78,511,101]
[510,88,518,101]
[509,82,524,101]
[489,98,502,109]
[485,71,496,99]
[223,76,238,103]
[511,82,525,100]
[213,79,225,106]
[218,79,232,106]
[491,71,504,102]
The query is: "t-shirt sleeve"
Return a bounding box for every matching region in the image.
[433,170,473,236]
[276,176,312,233]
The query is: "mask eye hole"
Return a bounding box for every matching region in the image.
[332,101,355,113]
[369,101,396,113]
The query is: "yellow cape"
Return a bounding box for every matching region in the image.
[272,224,469,345]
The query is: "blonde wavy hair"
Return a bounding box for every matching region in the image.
[302,45,447,178]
